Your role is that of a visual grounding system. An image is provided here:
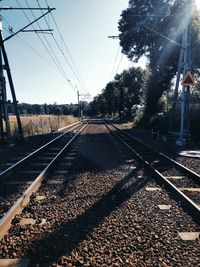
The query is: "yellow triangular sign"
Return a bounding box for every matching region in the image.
[181,71,195,87]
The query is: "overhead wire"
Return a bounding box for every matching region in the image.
[113,54,124,78]
[2,15,57,69]
[51,14,85,89]
[103,67,140,114]
[109,45,120,81]
[23,0,73,84]
[18,0,76,93]
[128,61,133,69]
[44,0,84,86]
[37,0,86,91]
[37,0,83,93]
[105,55,139,108]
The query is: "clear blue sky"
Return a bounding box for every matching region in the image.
[1,0,142,104]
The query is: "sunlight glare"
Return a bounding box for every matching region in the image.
[195,0,200,10]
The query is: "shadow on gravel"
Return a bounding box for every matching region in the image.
[113,126,181,172]
[26,165,148,266]
[72,132,124,172]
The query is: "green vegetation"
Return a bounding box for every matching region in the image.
[88,0,200,131]
[8,102,87,117]
[87,67,147,121]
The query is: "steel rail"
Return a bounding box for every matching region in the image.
[109,122,200,185]
[0,123,88,241]
[105,122,200,224]
[0,121,82,181]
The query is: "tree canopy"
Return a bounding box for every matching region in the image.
[118,0,200,122]
[87,67,147,119]
[88,1,200,128]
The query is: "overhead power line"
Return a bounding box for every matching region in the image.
[109,45,120,81]
[17,0,76,93]
[51,12,86,91]
[3,7,55,42]
[114,54,124,77]
[2,16,57,69]
[42,0,86,93]
[44,0,85,85]
[0,7,51,10]
[36,0,85,92]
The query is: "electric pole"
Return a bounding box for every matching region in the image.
[77,90,91,118]
[178,0,192,145]
[0,4,55,144]
[0,20,10,143]
[77,90,81,118]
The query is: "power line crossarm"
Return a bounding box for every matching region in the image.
[0,7,52,10]
[3,8,55,42]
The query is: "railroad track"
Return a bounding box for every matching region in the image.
[0,121,88,240]
[0,121,199,266]
[105,121,200,224]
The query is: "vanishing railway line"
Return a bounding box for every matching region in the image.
[106,121,200,223]
[0,121,81,173]
[0,120,199,266]
[0,121,88,241]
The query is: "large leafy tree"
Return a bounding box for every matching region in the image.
[87,67,146,119]
[118,0,200,123]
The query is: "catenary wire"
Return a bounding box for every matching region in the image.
[36,0,84,92]
[113,54,124,78]
[20,0,77,93]
[105,61,139,108]
[109,45,120,81]
[23,0,73,85]
[37,0,86,92]
[15,0,74,88]
[44,0,82,80]
[2,16,58,69]
[44,0,85,88]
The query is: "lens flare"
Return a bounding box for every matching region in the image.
[195,0,200,10]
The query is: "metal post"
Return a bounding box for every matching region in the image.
[0,97,3,141]
[0,21,10,143]
[2,78,10,139]
[0,30,23,138]
[112,92,115,117]
[179,0,192,143]
[77,90,81,118]
[169,39,184,132]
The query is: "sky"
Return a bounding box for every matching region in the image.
[0,0,140,104]
[1,0,199,105]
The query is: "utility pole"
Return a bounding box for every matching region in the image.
[169,36,184,132]
[176,0,192,145]
[0,29,23,141]
[0,4,55,144]
[77,90,91,118]
[0,21,10,143]
[108,5,193,143]
[77,90,81,118]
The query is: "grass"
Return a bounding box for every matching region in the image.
[9,115,78,136]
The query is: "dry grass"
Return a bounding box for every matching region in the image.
[9,115,78,136]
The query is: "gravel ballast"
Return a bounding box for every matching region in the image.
[0,123,199,267]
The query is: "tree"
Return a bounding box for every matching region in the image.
[87,66,146,119]
[118,0,200,122]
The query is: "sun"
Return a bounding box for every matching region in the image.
[195,0,200,10]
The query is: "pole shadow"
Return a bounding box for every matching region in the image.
[24,165,149,266]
